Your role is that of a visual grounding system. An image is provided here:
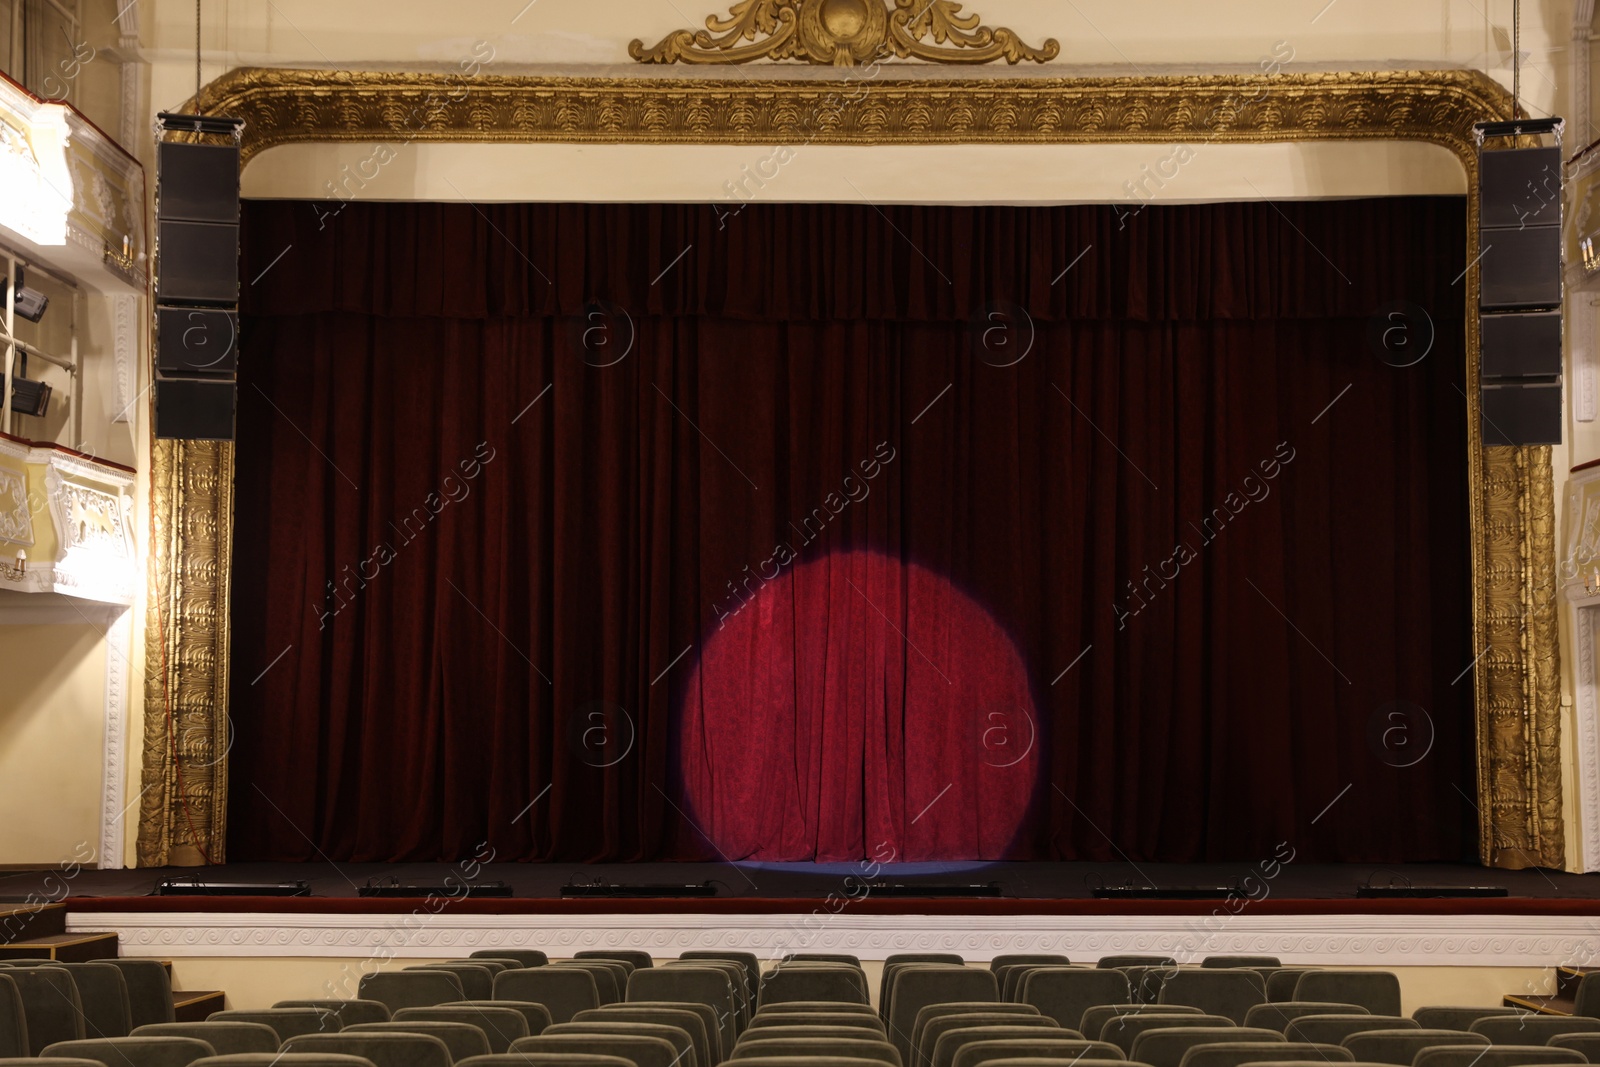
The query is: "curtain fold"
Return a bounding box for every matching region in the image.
[229,198,1474,864]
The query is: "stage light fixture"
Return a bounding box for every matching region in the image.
[561,881,718,898]
[2,268,49,323]
[858,882,1003,898]
[1355,872,1507,899]
[154,878,312,896]
[8,376,50,418]
[358,878,512,898]
[1092,882,1241,900]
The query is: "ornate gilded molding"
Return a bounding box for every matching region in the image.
[629,0,1058,66]
[142,66,1561,869]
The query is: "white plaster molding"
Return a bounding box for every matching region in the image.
[1573,603,1600,872]
[98,607,131,870]
[110,293,138,424]
[63,910,1600,967]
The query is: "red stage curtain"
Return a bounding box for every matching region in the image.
[228,198,1473,864]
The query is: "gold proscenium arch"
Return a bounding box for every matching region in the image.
[139,67,1560,870]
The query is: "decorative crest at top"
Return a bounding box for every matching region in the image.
[629,0,1059,66]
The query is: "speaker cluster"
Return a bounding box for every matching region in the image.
[153,113,244,441]
[1476,118,1565,446]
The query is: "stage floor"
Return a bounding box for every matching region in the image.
[4,859,1597,902]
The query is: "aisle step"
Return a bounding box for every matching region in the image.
[173,990,225,1022]
[0,903,66,943]
[0,931,118,962]
[1504,993,1577,1016]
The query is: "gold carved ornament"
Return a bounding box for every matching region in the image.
[139,66,1561,869]
[629,0,1058,66]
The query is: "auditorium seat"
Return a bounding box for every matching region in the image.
[447,1003,548,1039]
[916,1017,1058,1067]
[496,967,600,1025]
[1079,1006,1204,1041]
[102,963,177,1029]
[1410,1007,1518,1031]
[0,1058,103,1067]
[748,1014,887,1033]
[577,952,654,973]
[552,1019,699,1067]
[348,1021,494,1063]
[10,969,85,1054]
[50,964,131,1039]
[910,1006,1043,1060]
[1291,974,1400,1017]
[1471,1016,1600,1044]
[457,1054,630,1067]
[0,975,27,1059]
[990,957,1070,971]
[1263,973,1313,1004]
[1243,1003,1367,1032]
[1098,959,1178,971]
[1158,970,1267,1024]
[275,1002,392,1027]
[403,967,495,1003]
[1414,1045,1586,1067]
[1283,1017,1417,1046]
[1102,1015,1233,1057]
[667,960,751,1026]
[189,1055,378,1067]
[1178,1044,1351,1067]
[1017,968,1130,1029]
[41,1036,216,1067]
[1574,975,1600,1020]
[976,1058,1136,1067]
[393,1007,529,1054]
[282,1031,454,1067]
[549,963,627,1006]
[724,1057,889,1067]
[509,1031,681,1067]
[927,1024,1076,1067]
[360,973,465,1014]
[885,967,999,1062]
[740,1025,891,1047]
[1549,1032,1600,1059]
[1130,1027,1284,1067]
[1339,1030,1489,1065]
[576,1006,711,1067]
[468,952,546,969]
[624,1001,725,1061]
[626,966,739,1054]
[208,1008,342,1041]
[679,953,760,1005]
[1201,959,1282,971]
[732,1036,902,1066]
[131,1023,280,1056]
[759,965,870,1007]
[756,1004,879,1019]
[784,956,862,967]
[442,962,508,977]
[456,961,525,975]
[993,969,1053,1003]
[946,1036,1116,1067]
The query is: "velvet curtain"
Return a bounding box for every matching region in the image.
[228,197,1474,864]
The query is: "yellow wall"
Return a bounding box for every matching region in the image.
[0,622,108,865]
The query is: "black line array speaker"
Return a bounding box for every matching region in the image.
[1476,119,1565,447]
[155,115,244,440]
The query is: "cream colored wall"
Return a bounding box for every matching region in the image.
[158,954,1554,1014]
[0,621,110,865]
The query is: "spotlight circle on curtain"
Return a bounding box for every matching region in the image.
[677,548,1041,862]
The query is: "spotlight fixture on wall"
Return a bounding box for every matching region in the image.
[2,268,49,323]
[7,376,51,418]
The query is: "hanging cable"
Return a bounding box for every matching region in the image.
[195,0,201,109]
[1512,0,1522,119]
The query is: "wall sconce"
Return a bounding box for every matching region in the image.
[1585,562,1600,596]
[0,549,24,582]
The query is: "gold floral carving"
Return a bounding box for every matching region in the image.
[628,0,1059,66]
[138,66,1562,869]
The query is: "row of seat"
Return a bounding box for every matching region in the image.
[0,960,179,1056]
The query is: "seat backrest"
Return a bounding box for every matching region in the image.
[732,1036,900,1066]
[454,1055,629,1067]
[40,1036,217,1067]
[1201,959,1281,971]
[759,965,870,1008]
[1410,1007,1518,1031]
[508,1031,682,1067]
[989,957,1070,972]
[407,966,495,1002]
[916,1016,1057,1067]
[1283,1017,1417,1046]
[1097,958,1177,970]
[1264,972,1314,1004]
[1340,1029,1489,1065]
[1130,1027,1282,1067]
[928,1025,1079,1067]
[346,1019,492,1061]
[393,1006,530,1054]
[910,1007,1041,1063]
[994,968,1055,1003]
[1470,1015,1600,1044]
[132,1023,280,1056]
[1244,1003,1366,1032]
[1574,974,1600,1021]
[1079,1005,1201,1041]
[358,973,465,1014]
[186,1054,379,1067]
[275,1001,392,1027]
[623,1001,723,1061]
[678,953,759,1004]
[756,1003,879,1018]
[738,1025,892,1047]
[54,964,132,1039]
[1158,971,1266,1026]
[1178,1042,1352,1067]
[886,968,998,1063]
[947,1038,1120,1067]
[1102,1015,1233,1056]
[207,1009,342,1041]
[720,1057,892,1067]
[668,961,750,1026]
[102,962,176,1030]
[11,966,85,1054]
[545,1020,697,1067]
[576,952,652,973]
[749,1014,886,1033]
[784,956,863,967]
[0,972,28,1059]
[576,1006,710,1067]
[1291,974,1400,1017]
[880,958,966,1012]
[468,951,546,968]
[1413,1045,1587,1067]
[282,1030,454,1067]
[551,963,627,1006]
[1550,1032,1600,1059]
[495,968,600,1025]
[448,1001,549,1039]
[626,967,737,1055]
[1123,968,1179,1006]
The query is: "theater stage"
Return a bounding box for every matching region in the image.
[7,861,1600,971]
